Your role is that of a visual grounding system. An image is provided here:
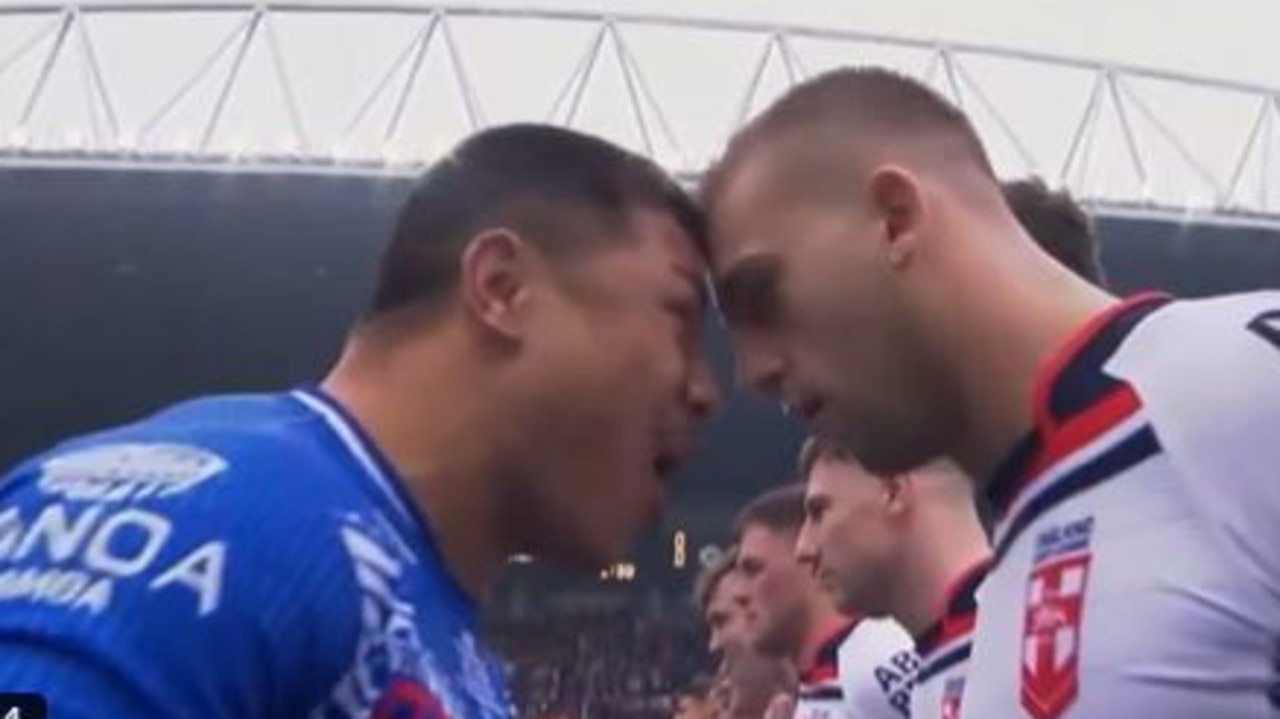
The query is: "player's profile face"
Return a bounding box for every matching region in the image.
[707,157,944,476]
[705,572,752,659]
[518,208,721,567]
[797,455,898,616]
[674,693,714,719]
[733,524,809,656]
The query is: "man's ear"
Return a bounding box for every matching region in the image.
[458,228,538,341]
[883,472,913,518]
[867,165,925,270]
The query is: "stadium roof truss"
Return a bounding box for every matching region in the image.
[2,2,1279,221]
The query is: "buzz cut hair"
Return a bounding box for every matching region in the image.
[702,66,997,208]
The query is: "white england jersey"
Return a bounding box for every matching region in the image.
[911,559,990,719]
[960,292,1280,719]
[793,618,917,719]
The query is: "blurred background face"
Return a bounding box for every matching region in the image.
[511,209,721,568]
[721,650,796,719]
[708,155,950,475]
[673,692,716,719]
[796,454,902,616]
[733,523,811,657]
[704,571,754,661]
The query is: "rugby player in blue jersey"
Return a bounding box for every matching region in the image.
[0,124,720,719]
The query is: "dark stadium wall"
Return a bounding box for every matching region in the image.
[2,165,1280,540]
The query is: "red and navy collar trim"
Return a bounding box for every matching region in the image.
[800,620,859,686]
[983,293,1171,521]
[913,558,990,686]
[914,557,991,659]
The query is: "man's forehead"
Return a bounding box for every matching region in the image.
[812,451,874,485]
[803,480,831,504]
[706,153,788,257]
[738,523,794,555]
[631,207,714,302]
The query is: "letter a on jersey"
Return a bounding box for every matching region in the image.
[1021,526,1092,719]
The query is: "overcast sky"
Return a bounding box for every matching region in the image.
[1,0,1278,210]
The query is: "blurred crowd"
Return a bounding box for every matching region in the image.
[488,603,705,719]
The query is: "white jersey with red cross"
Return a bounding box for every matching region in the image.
[960,292,1280,719]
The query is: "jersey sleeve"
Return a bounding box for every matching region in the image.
[1106,292,1280,602]
[0,439,359,719]
[837,619,917,719]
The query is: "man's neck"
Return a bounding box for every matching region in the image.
[796,602,851,672]
[320,335,509,601]
[938,235,1115,481]
[890,504,991,638]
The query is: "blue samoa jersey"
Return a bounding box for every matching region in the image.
[0,388,514,719]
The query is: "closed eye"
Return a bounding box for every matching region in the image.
[716,255,782,328]
[805,496,830,523]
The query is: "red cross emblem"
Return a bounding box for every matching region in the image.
[1020,552,1090,719]
[940,677,965,719]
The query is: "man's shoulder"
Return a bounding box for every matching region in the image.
[1109,290,1280,398]
[837,618,917,719]
[1107,291,1280,473]
[0,392,378,718]
[840,618,914,664]
[0,390,371,607]
[5,390,352,507]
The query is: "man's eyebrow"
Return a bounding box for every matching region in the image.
[714,253,782,317]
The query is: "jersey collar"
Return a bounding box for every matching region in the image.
[291,385,480,614]
[983,292,1171,521]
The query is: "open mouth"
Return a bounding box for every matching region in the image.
[787,395,824,422]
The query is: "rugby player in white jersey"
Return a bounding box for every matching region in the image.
[795,443,988,719]
[702,66,1280,718]
[695,547,797,719]
[792,178,1111,719]
[733,485,917,719]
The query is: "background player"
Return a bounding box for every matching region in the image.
[733,485,916,719]
[694,549,795,719]
[671,675,719,719]
[695,547,753,663]
[702,66,1280,717]
[792,176,1109,719]
[1001,176,1106,288]
[0,124,720,718]
[795,445,986,719]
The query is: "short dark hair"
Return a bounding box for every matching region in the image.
[732,484,807,541]
[694,546,738,611]
[1002,177,1106,286]
[703,67,995,207]
[795,436,856,482]
[367,123,705,320]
